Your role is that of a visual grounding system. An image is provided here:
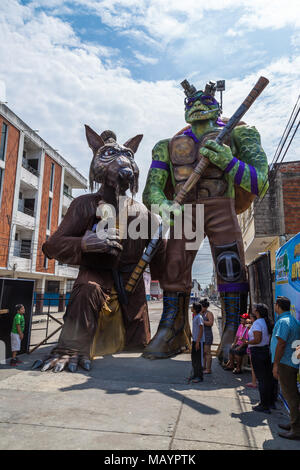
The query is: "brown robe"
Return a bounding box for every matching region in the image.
[42,192,164,356]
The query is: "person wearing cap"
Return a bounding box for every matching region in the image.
[224,313,250,374]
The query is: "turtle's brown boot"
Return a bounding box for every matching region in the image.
[142,292,191,359]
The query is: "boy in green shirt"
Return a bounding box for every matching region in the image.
[10,304,25,366]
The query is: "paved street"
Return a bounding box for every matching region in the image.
[0,302,298,450]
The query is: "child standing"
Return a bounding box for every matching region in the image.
[10,304,25,366]
[190,302,205,383]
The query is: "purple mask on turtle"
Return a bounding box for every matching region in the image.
[184,93,219,109]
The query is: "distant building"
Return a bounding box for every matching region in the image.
[150,280,163,299]
[238,161,300,278]
[191,279,201,300]
[143,267,151,300]
[0,103,87,310]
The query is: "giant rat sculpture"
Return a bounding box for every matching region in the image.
[32,127,165,373]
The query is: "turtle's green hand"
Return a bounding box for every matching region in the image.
[200,139,233,170]
[160,200,183,226]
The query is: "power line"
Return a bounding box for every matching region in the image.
[254,94,300,210]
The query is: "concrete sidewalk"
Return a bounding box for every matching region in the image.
[0,303,298,450]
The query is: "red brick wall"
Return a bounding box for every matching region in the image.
[279,162,300,235]
[36,154,62,273]
[0,116,19,267]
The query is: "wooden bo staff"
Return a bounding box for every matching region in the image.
[125,76,269,295]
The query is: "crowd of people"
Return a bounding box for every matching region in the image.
[9,295,300,441]
[190,295,300,441]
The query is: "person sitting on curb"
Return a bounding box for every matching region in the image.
[224,313,249,374]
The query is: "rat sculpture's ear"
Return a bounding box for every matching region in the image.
[123,134,143,154]
[85,125,105,153]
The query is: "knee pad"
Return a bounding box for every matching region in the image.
[214,242,242,282]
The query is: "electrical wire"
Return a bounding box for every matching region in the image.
[257,94,300,207]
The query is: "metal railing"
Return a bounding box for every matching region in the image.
[18,200,35,218]
[29,295,69,353]
[13,240,32,259]
[22,158,39,177]
[63,190,74,200]
[22,207,35,217]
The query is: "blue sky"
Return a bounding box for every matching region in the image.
[1,0,300,286]
[17,0,300,84]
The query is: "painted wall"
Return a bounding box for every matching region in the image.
[36,154,62,273]
[0,117,19,268]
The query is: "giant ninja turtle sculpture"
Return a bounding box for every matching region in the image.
[142,79,269,362]
[33,127,164,373]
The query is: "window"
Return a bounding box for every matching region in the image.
[20,239,32,259]
[0,123,8,161]
[66,280,75,293]
[46,280,59,293]
[47,197,52,230]
[43,235,49,268]
[28,159,38,171]
[50,163,55,192]
[24,198,35,217]
[0,168,4,207]
[0,168,3,193]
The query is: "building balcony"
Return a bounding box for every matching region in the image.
[13,240,32,259]
[62,190,74,210]
[21,164,39,189]
[56,263,79,279]
[16,209,35,230]
[11,240,32,271]
[10,256,31,271]
[22,157,39,176]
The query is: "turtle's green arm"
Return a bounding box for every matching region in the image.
[201,125,269,198]
[142,139,172,209]
[230,125,269,197]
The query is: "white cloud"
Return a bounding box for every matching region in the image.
[0,1,184,196]
[237,0,300,30]
[291,32,300,49]
[0,0,299,286]
[133,52,159,65]
[0,80,6,102]
[0,1,299,192]
[27,0,300,41]
[221,55,300,164]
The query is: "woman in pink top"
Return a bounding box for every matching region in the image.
[224,314,249,374]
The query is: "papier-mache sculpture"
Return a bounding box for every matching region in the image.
[32,127,164,372]
[142,78,269,362]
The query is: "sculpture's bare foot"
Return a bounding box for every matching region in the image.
[31,353,92,373]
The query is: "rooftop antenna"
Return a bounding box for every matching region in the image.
[180,79,197,97]
[216,80,225,112]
